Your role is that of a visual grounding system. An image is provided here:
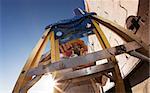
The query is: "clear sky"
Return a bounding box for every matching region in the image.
[1,0,85,93]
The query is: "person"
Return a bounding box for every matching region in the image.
[59,39,88,58]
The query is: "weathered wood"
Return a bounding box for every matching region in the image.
[58,63,113,82]
[20,75,42,93]
[27,41,141,77]
[70,72,103,83]
[92,20,126,93]
[90,79,101,93]
[13,28,50,93]
[50,32,60,62]
[129,51,150,62]
[92,15,149,56]
[61,80,72,92]
[50,31,62,93]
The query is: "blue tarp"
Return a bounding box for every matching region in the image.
[46,11,96,44]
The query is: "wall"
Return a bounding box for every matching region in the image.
[84,0,149,92]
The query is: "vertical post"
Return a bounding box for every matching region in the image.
[124,79,132,93]
[50,31,72,93]
[91,79,101,93]
[50,31,60,62]
[92,20,126,93]
[50,31,61,93]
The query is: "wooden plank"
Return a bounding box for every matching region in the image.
[58,63,113,82]
[55,40,60,61]
[12,28,50,93]
[20,75,42,93]
[70,72,102,83]
[50,32,60,62]
[92,20,126,93]
[90,79,101,93]
[27,41,141,77]
[61,80,72,92]
[50,31,62,93]
[68,80,92,87]
[129,51,150,62]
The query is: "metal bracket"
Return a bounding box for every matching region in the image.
[115,45,126,55]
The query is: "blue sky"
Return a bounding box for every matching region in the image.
[1,0,85,92]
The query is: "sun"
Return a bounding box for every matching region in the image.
[28,73,56,93]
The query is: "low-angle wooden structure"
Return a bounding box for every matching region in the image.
[13,0,149,93]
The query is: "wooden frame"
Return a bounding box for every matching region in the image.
[27,41,141,77]
[13,28,50,93]
[58,63,113,82]
[91,15,149,57]
[13,13,148,93]
[92,20,126,93]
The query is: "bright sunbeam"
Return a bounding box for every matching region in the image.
[28,74,56,93]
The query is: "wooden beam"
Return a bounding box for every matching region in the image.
[70,73,103,83]
[50,31,62,93]
[90,79,101,93]
[58,63,113,82]
[91,20,126,93]
[68,80,92,88]
[27,41,141,77]
[13,28,50,93]
[20,75,42,93]
[129,51,150,62]
[50,32,60,62]
[92,15,149,56]
[61,80,72,92]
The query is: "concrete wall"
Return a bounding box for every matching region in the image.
[84,0,149,92]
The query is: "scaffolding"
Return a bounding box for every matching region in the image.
[12,8,149,93]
